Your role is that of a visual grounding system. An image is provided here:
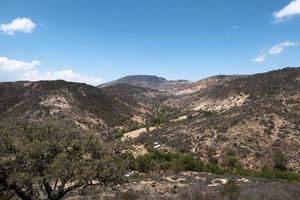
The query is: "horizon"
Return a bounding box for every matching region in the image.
[1,66,297,86]
[1,0,300,85]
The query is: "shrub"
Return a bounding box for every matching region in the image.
[225,151,241,169]
[256,167,300,182]
[135,150,300,182]
[135,150,204,173]
[272,150,287,171]
[206,147,217,164]
[204,164,228,175]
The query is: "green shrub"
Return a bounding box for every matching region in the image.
[225,151,242,169]
[256,167,300,182]
[135,150,300,182]
[206,147,217,164]
[135,150,204,173]
[204,164,228,175]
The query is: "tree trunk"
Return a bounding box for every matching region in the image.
[12,186,32,200]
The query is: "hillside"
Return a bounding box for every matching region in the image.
[99,75,191,90]
[133,67,300,171]
[167,75,243,96]
[0,80,141,132]
[102,83,167,123]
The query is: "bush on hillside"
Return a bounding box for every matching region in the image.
[135,150,204,173]
[272,149,287,171]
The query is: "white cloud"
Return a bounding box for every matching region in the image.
[0,17,36,35]
[273,0,300,21]
[269,41,298,55]
[253,40,298,63]
[21,69,102,86]
[0,56,41,72]
[253,54,266,63]
[0,56,102,85]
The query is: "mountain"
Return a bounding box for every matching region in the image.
[134,67,300,172]
[0,80,144,133]
[98,75,191,90]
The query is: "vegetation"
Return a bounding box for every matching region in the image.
[198,110,217,117]
[135,149,203,173]
[224,151,242,169]
[135,150,300,182]
[272,149,288,171]
[206,147,217,164]
[147,104,169,126]
[0,120,131,200]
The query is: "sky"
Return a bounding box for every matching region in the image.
[0,0,300,85]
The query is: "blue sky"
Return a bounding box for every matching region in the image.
[0,0,299,85]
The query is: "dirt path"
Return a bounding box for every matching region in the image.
[121,126,157,141]
[121,115,188,142]
[170,115,187,122]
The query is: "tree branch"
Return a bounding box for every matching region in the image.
[55,182,83,200]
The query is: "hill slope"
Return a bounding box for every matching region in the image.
[0,80,140,132]
[134,67,300,171]
[101,83,168,123]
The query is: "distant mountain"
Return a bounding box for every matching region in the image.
[98,75,191,90]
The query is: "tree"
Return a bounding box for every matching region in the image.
[0,120,130,200]
[148,104,168,126]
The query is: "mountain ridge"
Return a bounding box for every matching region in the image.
[98,75,191,90]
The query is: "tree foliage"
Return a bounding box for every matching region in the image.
[0,120,130,200]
